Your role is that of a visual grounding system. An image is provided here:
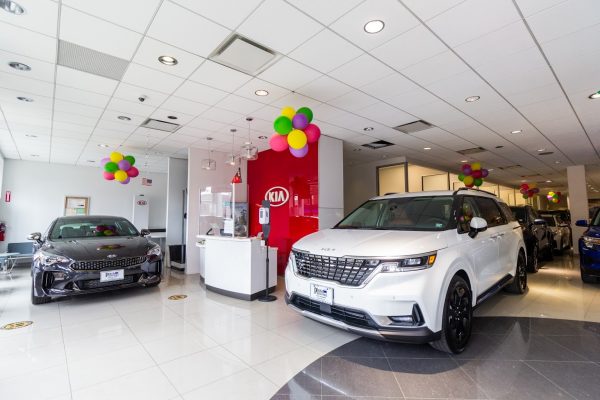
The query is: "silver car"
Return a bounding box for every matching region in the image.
[541,214,571,253]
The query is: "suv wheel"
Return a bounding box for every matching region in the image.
[31,282,51,305]
[430,275,472,354]
[505,251,527,294]
[527,243,539,273]
[545,237,554,261]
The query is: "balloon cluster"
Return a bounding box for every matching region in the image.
[547,191,561,204]
[519,182,539,199]
[95,225,116,237]
[101,152,139,184]
[458,162,489,188]
[270,106,321,158]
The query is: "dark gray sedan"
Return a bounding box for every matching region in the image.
[29,215,162,305]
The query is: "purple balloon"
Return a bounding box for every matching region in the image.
[481,168,489,178]
[290,145,308,158]
[118,159,131,171]
[100,157,110,166]
[462,166,472,175]
[292,113,308,130]
[120,177,130,184]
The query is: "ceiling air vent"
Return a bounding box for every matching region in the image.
[457,147,486,155]
[393,120,433,134]
[362,140,394,149]
[210,34,278,75]
[140,118,181,133]
[497,165,522,170]
[538,151,554,156]
[58,40,129,80]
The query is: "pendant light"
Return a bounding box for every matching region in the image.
[241,116,258,161]
[225,128,237,166]
[201,137,216,171]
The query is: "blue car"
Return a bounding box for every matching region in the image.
[577,210,600,283]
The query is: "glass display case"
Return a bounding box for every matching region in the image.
[198,183,248,238]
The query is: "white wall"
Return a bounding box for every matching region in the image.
[166,157,188,246]
[318,136,344,229]
[0,153,4,202]
[0,160,167,250]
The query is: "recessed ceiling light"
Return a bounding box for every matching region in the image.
[488,168,494,171]
[588,90,600,100]
[8,61,30,71]
[546,180,552,183]
[25,134,37,138]
[465,96,480,102]
[167,115,178,120]
[1,0,25,15]
[555,160,561,164]
[158,55,178,66]
[461,160,468,163]
[364,20,385,34]
[510,130,523,134]
[254,89,269,96]
[17,96,33,102]
[98,143,109,148]
[117,115,131,121]
[363,127,374,131]
[424,147,431,150]
[537,148,545,152]
[258,135,267,139]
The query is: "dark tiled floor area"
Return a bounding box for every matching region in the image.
[272,316,600,400]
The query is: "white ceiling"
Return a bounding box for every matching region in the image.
[0,0,598,190]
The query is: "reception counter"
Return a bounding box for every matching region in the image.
[196,235,277,300]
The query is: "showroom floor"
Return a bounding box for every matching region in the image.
[0,253,599,400]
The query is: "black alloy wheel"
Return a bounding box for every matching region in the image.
[430,275,472,354]
[528,243,539,273]
[505,251,528,294]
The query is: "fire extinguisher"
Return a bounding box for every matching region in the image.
[0,222,6,241]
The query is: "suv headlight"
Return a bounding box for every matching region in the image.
[288,253,297,274]
[582,236,600,249]
[147,244,162,260]
[35,251,71,266]
[379,253,437,273]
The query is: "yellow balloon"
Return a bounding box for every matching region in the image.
[463,176,474,186]
[471,162,481,171]
[548,191,555,197]
[114,170,127,182]
[110,151,124,163]
[287,129,307,150]
[281,106,295,120]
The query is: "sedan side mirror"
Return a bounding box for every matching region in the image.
[27,232,42,242]
[469,217,488,238]
[533,218,547,225]
[140,229,151,237]
[576,219,589,227]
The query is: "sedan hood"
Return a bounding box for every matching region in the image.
[43,236,152,260]
[293,229,448,258]
[585,226,600,239]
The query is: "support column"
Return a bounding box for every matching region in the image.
[567,165,588,255]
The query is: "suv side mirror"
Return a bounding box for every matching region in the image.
[140,229,151,237]
[469,217,488,238]
[27,232,42,242]
[533,218,547,225]
[576,219,588,227]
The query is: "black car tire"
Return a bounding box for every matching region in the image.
[527,243,539,273]
[430,275,472,354]
[505,251,528,294]
[545,237,554,261]
[31,282,51,305]
[581,270,597,284]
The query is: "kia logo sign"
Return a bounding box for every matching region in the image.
[137,200,147,206]
[265,186,289,207]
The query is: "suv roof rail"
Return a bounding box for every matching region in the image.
[383,192,397,196]
[453,187,498,197]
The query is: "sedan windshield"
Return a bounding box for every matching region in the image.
[336,196,454,231]
[541,215,556,226]
[49,217,139,240]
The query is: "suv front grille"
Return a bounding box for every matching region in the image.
[293,251,377,286]
[71,256,146,271]
[290,294,377,329]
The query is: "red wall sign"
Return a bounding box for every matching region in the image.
[248,145,319,274]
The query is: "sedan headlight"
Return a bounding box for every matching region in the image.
[146,244,162,260]
[35,251,72,266]
[583,236,600,249]
[379,253,437,273]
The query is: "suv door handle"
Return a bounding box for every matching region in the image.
[490,233,505,239]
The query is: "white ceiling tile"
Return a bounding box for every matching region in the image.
[286,0,363,25]
[402,0,467,21]
[426,0,521,47]
[289,29,363,74]
[53,99,104,118]
[258,57,321,91]
[122,63,184,94]
[147,1,231,57]
[170,0,263,29]
[0,0,58,37]
[106,97,156,117]
[59,7,142,60]
[96,118,138,133]
[0,22,57,63]
[328,90,378,113]
[0,72,54,99]
[216,94,264,115]
[187,117,226,132]
[52,112,98,127]
[189,60,252,92]
[269,92,322,111]
[53,120,95,135]
[173,80,228,105]
[250,105,280,121]
[357,101,416,127]
[400,51,469,87]
[54,85,111,109]
[525,0,600,43]
[298,75,353,102]
[62,0,161,33]
[161,96,210,116]
[329,54,394,88]
[505,82,563,107]
[233,78,290,104]
[0,50,55,83]
[371,25,447,71]
[330,0,419,51]
[56,66,119,95]
[513,0,567,17]
[201,107,245,124]
[132,37,205,78]
[237,0,323,54]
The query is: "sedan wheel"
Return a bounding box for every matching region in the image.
[528,244,539,273]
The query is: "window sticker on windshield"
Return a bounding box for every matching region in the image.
[435,223,443,228]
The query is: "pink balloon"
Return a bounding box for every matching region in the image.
[292,113,308,130]
[269,133,288,152]
[120,177,130,184]
[103,171,115,180]
[127,166,139,177]
[118,159,131,171]
[304,124,321,144]
[289,145,309,158]
[101,157,110,166]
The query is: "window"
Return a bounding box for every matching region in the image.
[498,202,515,222]
[458,197,481,233]
[49,217,139,240]
[474,197,506,227]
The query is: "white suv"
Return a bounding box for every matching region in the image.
[285,189,527,353]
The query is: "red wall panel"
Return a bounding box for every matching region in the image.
[248,145,319,274]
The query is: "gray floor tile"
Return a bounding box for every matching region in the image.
[527,361,600,400]
[471,316,531,335]
[546,335,600,362]
[328,338,386,358]
[381,342,451,359]
[530,318,598,336]
[276,359,322,397]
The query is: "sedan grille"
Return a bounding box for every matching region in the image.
[293,251,377,286]
[71,256,146,271]
[79,274,136,289]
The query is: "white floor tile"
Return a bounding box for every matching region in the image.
[0,342,67,379]
[254,346,323,387]
[0,364,71,400]
[0,326,63,357]
[182,368,278,400]
[274,317,340,346]
[142,329,219,364]
[222,331,303,366]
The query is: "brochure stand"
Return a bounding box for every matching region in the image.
[258,200,277,302]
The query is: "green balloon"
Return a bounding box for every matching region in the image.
[104,161,118,173]
[296,107,313,123]
[124,155,135,166]
[274,116,293,135]
[458,173,465,182]
[473,177,483,187]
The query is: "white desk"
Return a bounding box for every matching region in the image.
[197,235,277,300]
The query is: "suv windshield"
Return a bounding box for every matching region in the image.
[510,207,526,222]
[591,210,600,227]
[49,217,139,240]
[336,196,454,231]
